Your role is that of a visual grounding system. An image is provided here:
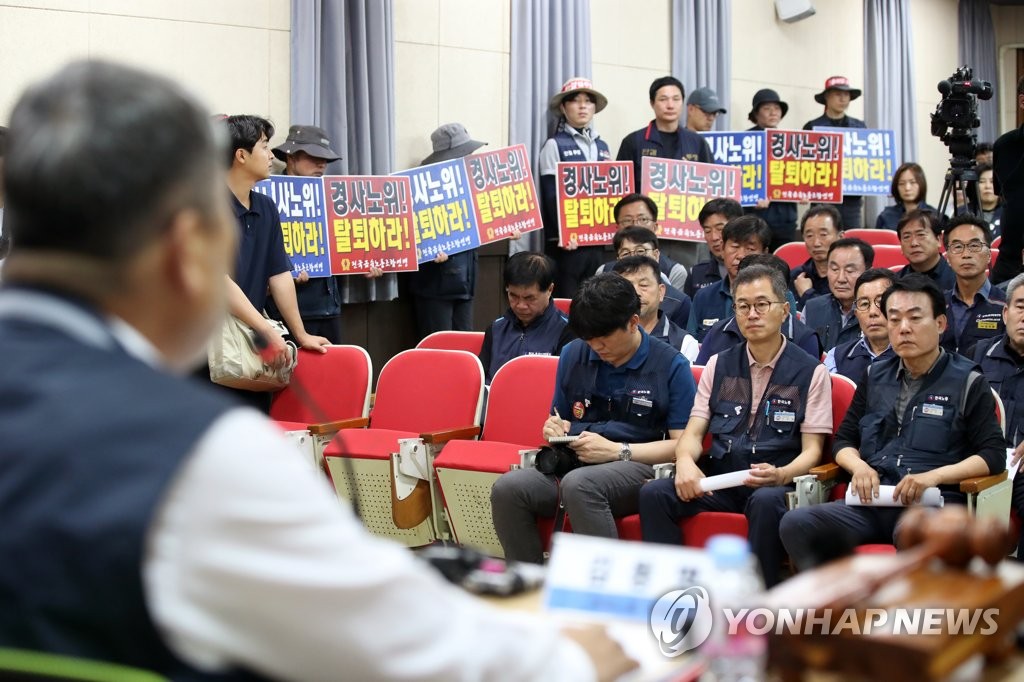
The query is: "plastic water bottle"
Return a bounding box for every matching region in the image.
[703,534,767,682]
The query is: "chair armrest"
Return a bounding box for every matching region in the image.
[960,470,1008,494]
[421,426,482,445]
[809,463,842,481]
[308,417,369,435]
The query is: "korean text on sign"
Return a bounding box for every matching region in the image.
[254,175,331,278]
[640,157,742,243]
[766,130,844,203]
[699,130,767,207]
[815,127,896,196]
[322,175,418,275]
[556,161,634,247]
[394,158,481,265]
[464,144,543,244]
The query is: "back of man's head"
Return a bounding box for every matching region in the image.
[504,251,556,291]
[569,273,640,340]
[737,253,791,288]
[4,60,223,267]
[225,115,274,168]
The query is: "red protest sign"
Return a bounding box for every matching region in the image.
[556,161,634,247]
[464,144,543,244]
[640,157,741,242]
[766,130,844,203]
[322,175,419,274]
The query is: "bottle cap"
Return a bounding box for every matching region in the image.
[707,534,750,569]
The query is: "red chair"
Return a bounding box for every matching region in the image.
[993,236,1002,250]
[417,330,485,355]
[991,247,1000,270]
[553,298,572,316]
[270,346,372,469]
[432,355,559,557]
[319,349,485,547]
[773,242,810,269]
[870,244,909,269]
[843,228,900,246]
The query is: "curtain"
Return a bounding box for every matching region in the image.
[290,0,398,302]
[864,0,918,222]
[672,0,732,131]
[958,0,999,145]
[508,0,592,254]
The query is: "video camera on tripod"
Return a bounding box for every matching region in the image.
[930,65,993,216]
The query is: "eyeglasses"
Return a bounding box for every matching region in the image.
[733,300,783,316]
[854,296,884,312]
[617,216,655,228]
[946,240,988,255]
[617,247,654,258]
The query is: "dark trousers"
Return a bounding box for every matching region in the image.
[638,478,792,587]
[547,244,606,299]
[779,501,906,572]
[414,296,473,339]
[1013,474,1024,557]
[302,316,343,345]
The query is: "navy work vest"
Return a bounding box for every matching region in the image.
[553,128,611,162]
[858,353,982,494]
[0,290,262,681]
[941,291,1005,357]
[563,334,681,443]
[832,338,894,385]
[976,336,1024,445]
[706,341,817,471]
[486,303,568,380]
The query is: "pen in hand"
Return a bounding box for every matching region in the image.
[552,407,567,436]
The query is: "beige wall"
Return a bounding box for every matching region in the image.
[0,0,290,141]
[393,0,510,171]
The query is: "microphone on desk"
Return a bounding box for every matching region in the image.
[253,328,362,521]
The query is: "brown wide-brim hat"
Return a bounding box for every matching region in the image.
[747,89,789,124]
[548,77,608,114]
[814,76,862,104]
[272,124,341,162]
[421,123,487,166]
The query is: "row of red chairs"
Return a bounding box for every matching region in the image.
[776,236,1000,271]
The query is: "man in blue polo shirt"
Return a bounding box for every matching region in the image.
[616,76,713,180]
[688,215,771,341]
[941,215,1005,356]
[478,252,574,383]
[490,273,696,563]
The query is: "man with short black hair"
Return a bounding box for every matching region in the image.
[0,60,638,682]
[688,215,771,340]
[792,205,844,308]
[941,214,1005,356]
[803,76,867,229]
[490,273,696,563]
[695,254,821,364]
[685,87,726,133]
[825,268,897,383]
[782,275,1005,568]
[616,76,713,179]
[478,251,573,382]
[605,194,688,290]
[803,238,874,352]
[611,256,699,362]
[685,198,744,299]
[896,209,956,291]
[640,263,832,587]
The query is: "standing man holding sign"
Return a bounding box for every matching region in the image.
[640,263,832,587]
[539,78,612,298]
[803,76,867,229]
[781,275,1005,570]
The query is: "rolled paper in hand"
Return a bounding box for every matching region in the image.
[699,469,753,492]
[845,484,944,508]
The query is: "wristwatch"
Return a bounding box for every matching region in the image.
[619,443,632,462]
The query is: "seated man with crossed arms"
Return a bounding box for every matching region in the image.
[639,264,832,587]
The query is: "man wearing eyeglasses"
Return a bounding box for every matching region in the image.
[611,255,700,362]
[608,194,688,290]
[640,263,832,587]
[941,215,1005,357]
[803,238,873,353]
[896,209,956,291]
[825,268,897,383]
[973,272,1024,557]
[684,198,744,300]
